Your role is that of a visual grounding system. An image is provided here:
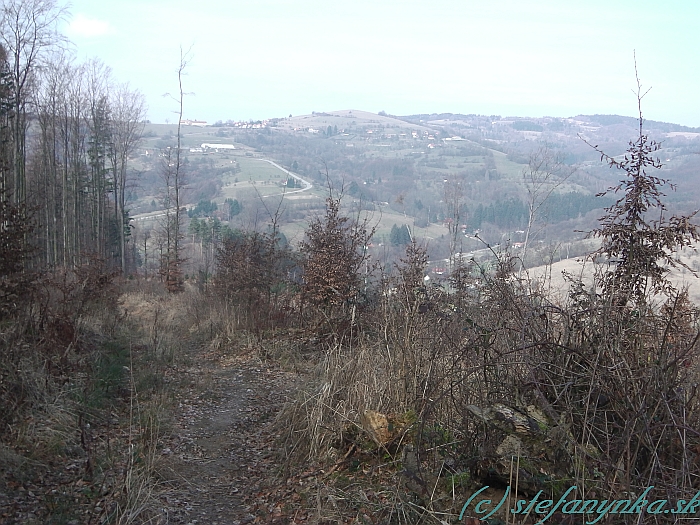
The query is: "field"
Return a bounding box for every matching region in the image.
[218,157,294,200]
[277,109,433,133]
[529,242,700,304]
[142,123,239,149]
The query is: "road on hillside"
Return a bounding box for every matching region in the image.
[131,159,313,223]
[258,159,313,198]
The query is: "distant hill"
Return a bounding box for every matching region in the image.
[277,110,432,132]
[396,112,700,134]
[573,114,700,134]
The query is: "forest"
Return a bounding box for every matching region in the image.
[3,1,700,524]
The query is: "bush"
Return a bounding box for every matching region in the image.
[278,96,700,522]
[300,196,374,317]
[215,228,293,332]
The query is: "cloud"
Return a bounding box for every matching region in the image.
[67,14,113,38]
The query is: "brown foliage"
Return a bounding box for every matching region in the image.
[215,229,293,331]
[162,257,184,293]
[0,254,119,435]
[300,197,374,312]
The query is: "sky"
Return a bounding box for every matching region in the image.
[60,0,700,127]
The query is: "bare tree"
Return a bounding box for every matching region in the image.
[31,54,116,268]
[109,82,146,273]
[85,59,112,262]
[159,47,191,292]
[443,175,465,270]
[140,226,151,279]
[31,54,137,270]
[0,2,147,275]
[520,145,575,272]
[0,45,12,192]
[1,0,66,203]
[0,42,31,315]
[32,50,64,265]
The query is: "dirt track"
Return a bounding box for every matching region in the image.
[158,350,302,524]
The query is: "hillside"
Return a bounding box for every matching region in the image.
[6,98,700,522]
[123,109,700,275]
[5,1,700,522]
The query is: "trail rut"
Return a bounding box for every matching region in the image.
[158,350,301,524]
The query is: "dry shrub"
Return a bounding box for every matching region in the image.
[215,228,297,336]
[532,281,700,499]
[275,96,700,524]
[278,243,485,467]
[0,260,184,523]
[279,243,700,523]
[278,247,534,522]
[120,280,187,353]
[0,255,120,436]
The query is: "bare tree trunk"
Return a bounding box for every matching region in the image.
[110,83,145,274]
[519,146,575,275]
[443,176,464,271]
[1,0,65,204]
[160,47,190,292]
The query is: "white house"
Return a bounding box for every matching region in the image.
[201,143,236,150]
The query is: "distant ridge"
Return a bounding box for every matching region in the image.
[395,112,700,133]
[574,114,700,133]
[397,113,495,123]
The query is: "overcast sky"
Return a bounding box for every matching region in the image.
[61,0,700,127]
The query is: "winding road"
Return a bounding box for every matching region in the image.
[258,159,313,198]
[132,158,313,222]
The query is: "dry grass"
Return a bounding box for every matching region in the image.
[0,270,223,523]
[274,249,700,524]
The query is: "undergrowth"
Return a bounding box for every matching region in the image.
[3,86,700,525]
[0,267,214,524]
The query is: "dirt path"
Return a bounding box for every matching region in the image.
[158,349,304,524]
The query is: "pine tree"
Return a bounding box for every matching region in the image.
[390,224,400,246]
[585,72,700,304]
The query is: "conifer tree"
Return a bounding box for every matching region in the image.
[586,69,700,304]
[301,196,374,310]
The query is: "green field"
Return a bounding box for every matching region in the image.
[236,158,289,181]
[492,150,526,178]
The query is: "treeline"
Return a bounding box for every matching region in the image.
[188,199,219,218]
[538,191,613,222]
[470,192,610,229]
[584,114,700,133]
[0,1,146,272]
[470,197,527,229]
